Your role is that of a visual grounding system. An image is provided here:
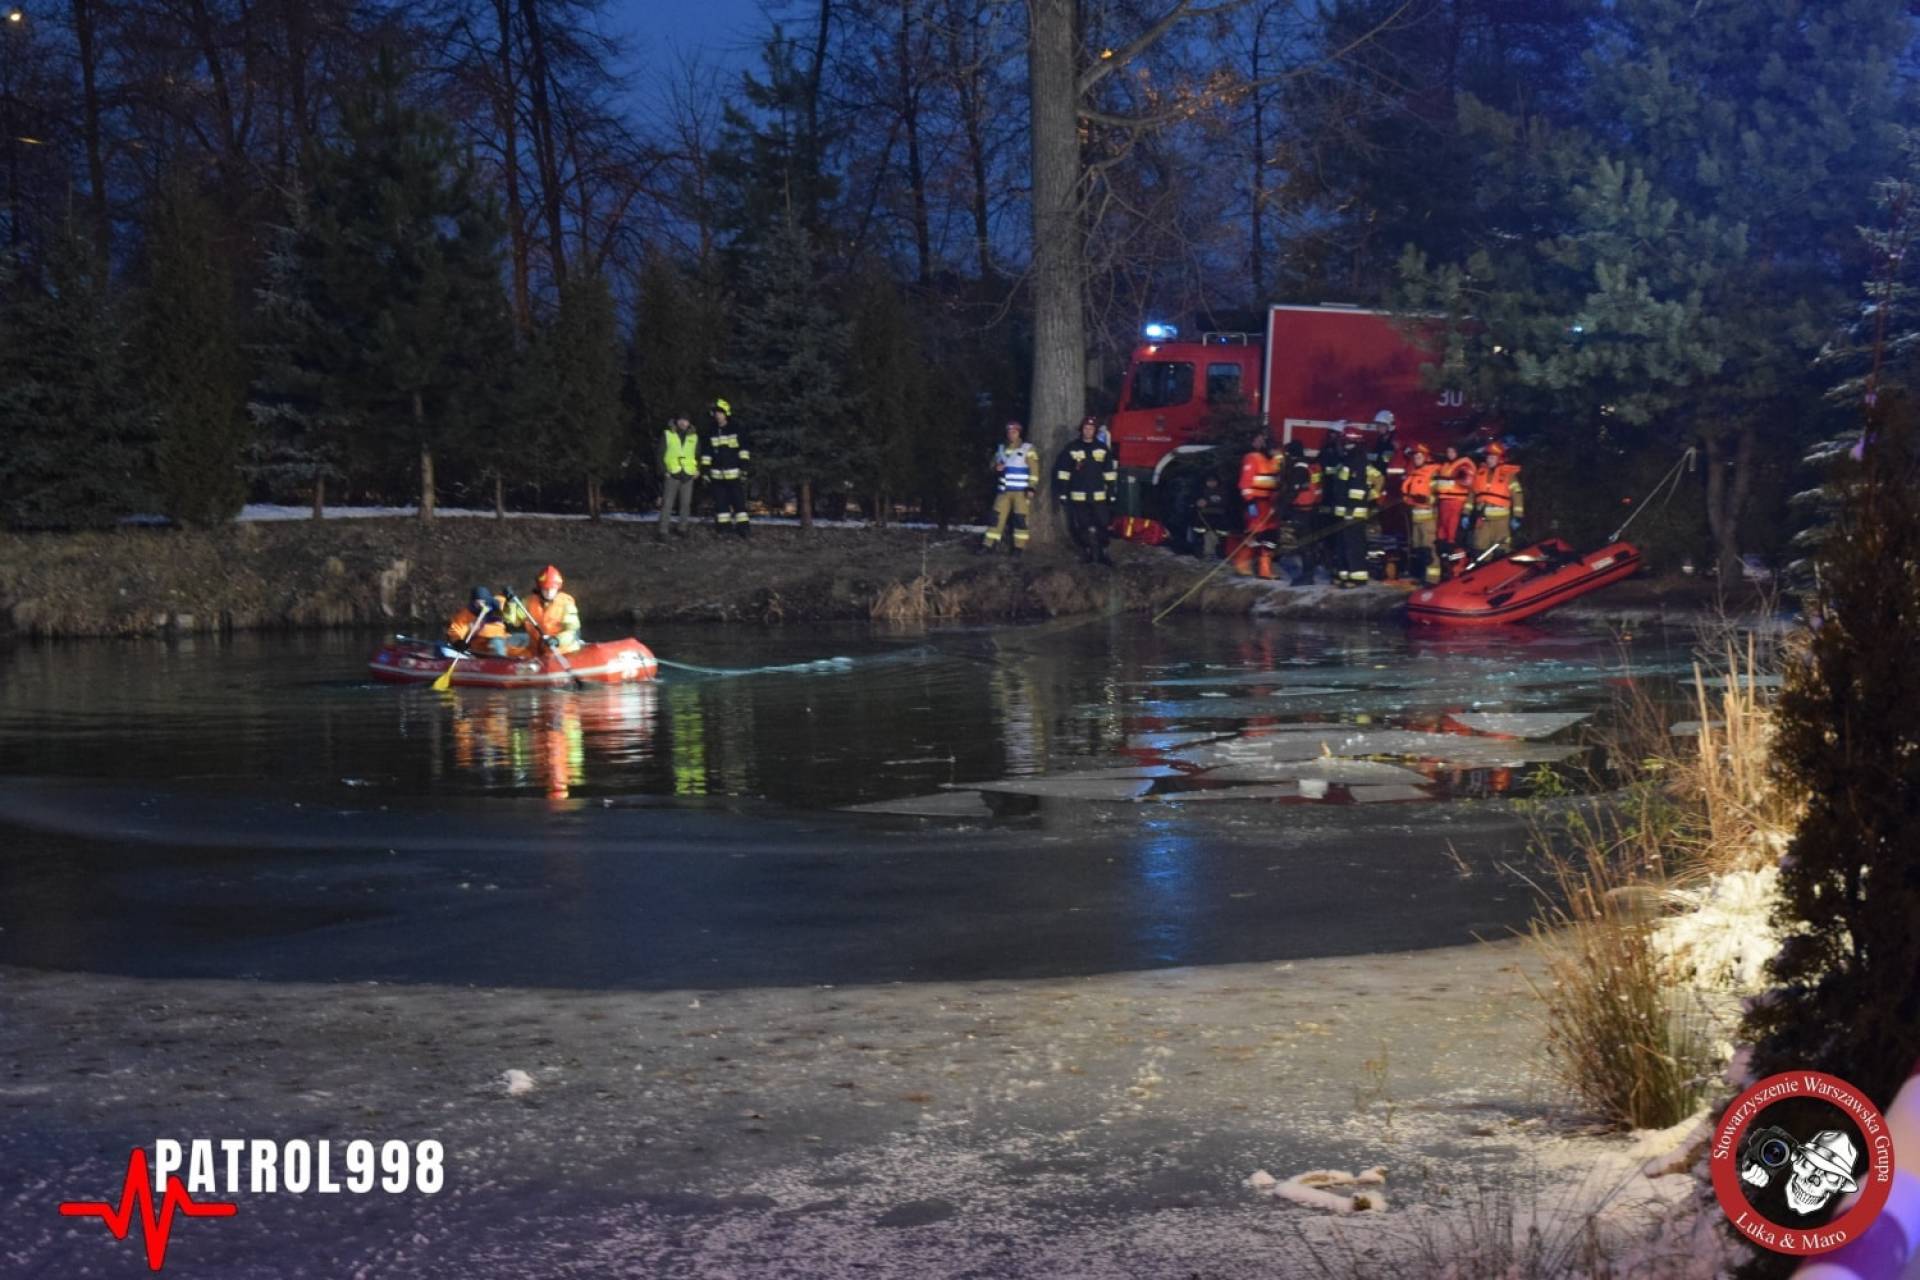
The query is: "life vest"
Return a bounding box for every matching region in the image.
[994,443,1038,492]
[1239,450,1280,504]
[1403,462,1440,514]
[446,600,508,645]
[662,427,700,477]
[1290,461,1321,510]
[1474,462,1524,515]
[509,591,582,650]
[1113,514,1169,545]
[1436,456,1477,500]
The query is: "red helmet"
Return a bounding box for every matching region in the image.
[1485,440,1507,459]
[1409,441,1432,459]
[537,564,564,592]
[1340,422,1367,445]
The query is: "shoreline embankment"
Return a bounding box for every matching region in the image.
[0,517,1735,640]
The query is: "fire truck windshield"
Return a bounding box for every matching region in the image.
[1128,361,1194,409]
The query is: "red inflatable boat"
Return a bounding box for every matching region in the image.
[1406,539,1642,627]
[367,636,659,687]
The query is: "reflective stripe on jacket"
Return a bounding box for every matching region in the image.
[1473,462,1524,515]
[1238,450,1279,504]
[995,443,1039,492]
[700,431,750,480]
[1053,441,1117,502]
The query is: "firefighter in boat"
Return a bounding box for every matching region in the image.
[1233,430,1281,579]
[504,564,582,654]
[1401,442,1443,584]
[1052,416,1118,565]
[1470,440,1525,554]
[981,420,1041,556]
[701,399,751,536]
[446,585,511,657]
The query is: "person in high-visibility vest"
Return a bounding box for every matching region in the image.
[657,413,701,541]
[1401,441,1443,584]
[700,398,751,536]
[503,564,582,654]
[1233,432,1281,579]
[1434,442,1478,579]
[981,421,1041,555]
[1470,440,1524,554]
[1052,417,1118,565]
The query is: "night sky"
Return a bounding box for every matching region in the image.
[628,0,768,79]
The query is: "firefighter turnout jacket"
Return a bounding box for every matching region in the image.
[994,442,1040,492]
[700,426,750,480]
[1053,437,1117,503]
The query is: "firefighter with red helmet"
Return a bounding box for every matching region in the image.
[504,564,582,654]
[1401,441,1443,584]
[1233,431,1281,578]
[1470,440,1524,554]
[1330,422,1382,587]
[1052,416,1118,565]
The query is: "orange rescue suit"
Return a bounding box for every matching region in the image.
[446,602,508,646]
[1238,450,1281,527]
[1473,462,1524,516]
[1435,456,1476,542]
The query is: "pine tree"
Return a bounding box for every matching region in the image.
[630,252,726,434]
[140,170,250,527]
[290,53,511,521]
[722,215,854,527]
[534,274,625,518]
[249,209,347,518]
[1744,390,1920,1114]
[711,32,840,260]
[847,266,924,522]
[1400,0,1908,576]
[0,223,149,528]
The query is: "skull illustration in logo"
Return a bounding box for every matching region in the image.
[1782,1130,1862,1217]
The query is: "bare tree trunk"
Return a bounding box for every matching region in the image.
[1247,11,1265,301]
[311,473,325,520]
[898,0,931,287]
[495,473,506,519]
[518,0,568,286]
[1025,0,1084,548]
[1702,426,1753,580]
[70,0,108,265]
[416,393,436,522]
[801,478,814,529]
[494,0,531,330]
[948,0,993,280]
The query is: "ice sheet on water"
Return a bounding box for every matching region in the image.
[1203,760,1430,785]
[1171,729,1584,770]
[943,778,1155,801]
[1162,784,1301,803]
[1021,765,1185,782]
[1126,731,1225,751]
[841,792,995,818]
[1346,784,1431,804]
[1666,720,1723,737]
[1446,712,1589,738]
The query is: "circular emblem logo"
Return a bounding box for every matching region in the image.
[1710,1071,1894,1255]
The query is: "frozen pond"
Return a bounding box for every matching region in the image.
[0,617,1693,987]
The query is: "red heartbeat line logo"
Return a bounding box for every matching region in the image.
[59,1147,239,1271]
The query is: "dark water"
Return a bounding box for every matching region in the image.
[0,617,1696,987]
[0,618,1687,807]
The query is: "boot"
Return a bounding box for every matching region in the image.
[1231,543,1254,577]
[1097,547,1114,567]
[1256,550,1275,580]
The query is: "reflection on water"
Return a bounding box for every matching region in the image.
[0,619,1693,809]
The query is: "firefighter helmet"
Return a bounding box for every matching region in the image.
[1485,440,1507,460]
[713,398,732,415]
[1340,422,1368,445]
[1372,410,1396,428]
[537,565,564,592]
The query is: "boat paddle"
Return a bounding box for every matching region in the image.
[431,609,494,692]
[506,589,587,691]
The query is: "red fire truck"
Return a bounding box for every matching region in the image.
[1107,303,1490,522]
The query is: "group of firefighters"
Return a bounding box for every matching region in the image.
[654,399,754,539]
[1216,412,1524,588]
[979,416,1120,564]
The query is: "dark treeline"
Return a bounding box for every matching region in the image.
[0,0,1915,560]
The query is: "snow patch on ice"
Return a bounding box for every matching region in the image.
[502,1069,536,1096]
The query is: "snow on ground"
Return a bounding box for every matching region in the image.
[228,503,988,532]
[0,940,1740,1278]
